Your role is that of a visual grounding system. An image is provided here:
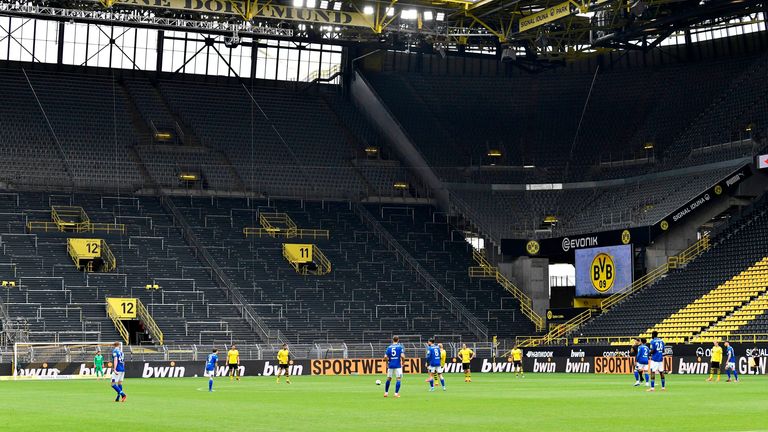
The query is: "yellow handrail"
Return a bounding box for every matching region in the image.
[101,240,116,272]
[469,249,545,332]
[259,213,298,238]
[518,234,712,347]
[516,333,768,347]
[282,244,331,276]
[692,333,768,344]
[313,246,332,275]
[243,227,329,239]
[106,304,130,345]
[137,299,164,345]
[601,234,710,310]
[27,220,125,234]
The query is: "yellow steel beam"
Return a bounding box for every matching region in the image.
[251,0,273,20]
[468,0,499,10]
[231,0,251,20]
[464,11,506,41]
[375,0,399,33]
[350,3,379,32]
[568,0,589,12]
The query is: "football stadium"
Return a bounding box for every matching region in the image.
[0,0,767,430]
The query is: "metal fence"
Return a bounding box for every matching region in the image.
[10,341,498,363]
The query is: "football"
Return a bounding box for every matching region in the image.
[375,380,382,386]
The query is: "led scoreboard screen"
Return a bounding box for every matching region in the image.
[575,245,633,296]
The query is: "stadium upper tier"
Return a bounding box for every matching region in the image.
[0,66,410,199]
[364,52,767,183]
[0,55,764,245]
[451,163,743,238]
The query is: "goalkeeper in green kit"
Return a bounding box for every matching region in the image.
[94,350,105,380]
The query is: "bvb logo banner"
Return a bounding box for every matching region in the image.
[660,220,669,231]
[591,252,615,293]
[526,240,540,255]
[621,230,631,245]
[714,185,723,195]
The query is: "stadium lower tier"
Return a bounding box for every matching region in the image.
[0,191,538,345]
[577,198,768,342]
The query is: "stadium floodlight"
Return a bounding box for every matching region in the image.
[500,45,516,62]
[424,11,434,21]
[306,0,317,7]
[629,0,648,17]
[363,5,374,15]
[436,12,445,21]
[401,9,418,20]
[224,29,241,48]
[333,1,342,10]
[293,0,304,7]
[320,0,329,8]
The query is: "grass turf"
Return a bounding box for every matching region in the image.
[1,374,766,431]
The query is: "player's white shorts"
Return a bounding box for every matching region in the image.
[427,365,439,373]
[204,369,215,378]
[387,368,402,378]
[111,371,125,382]
[636,363,649,372]
[437,366,445,374]
[725,362,736,371]
[649,360,664,373]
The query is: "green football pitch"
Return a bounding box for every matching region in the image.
[1,374,766,431]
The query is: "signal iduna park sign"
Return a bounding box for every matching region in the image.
[98,0,372,27]
[501,164,752,259]
[518,1,573,32]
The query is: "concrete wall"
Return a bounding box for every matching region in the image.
[644,170,768,268]
[645,197,734,268]
[349,70,449,210]
[499,257,550,318]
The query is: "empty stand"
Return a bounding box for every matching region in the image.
[451,164,740,239]
[0,192,257,345]
[648,257,768,343]
[365,53,765,179]
[367,204,538,337]
[579,199,768,340]
[159,80,365,198]
[170,195,478,343]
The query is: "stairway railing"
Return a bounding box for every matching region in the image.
[106,304,130,345]
[354,204,489,340]
[602,234,710,310]
[313,246,332,274]
[101,240,117,272]
[519,234,712,347]
[163,197,281,344]
[469,249,545,332]
[137,299,164,345]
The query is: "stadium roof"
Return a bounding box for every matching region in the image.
[1,0,764,60]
